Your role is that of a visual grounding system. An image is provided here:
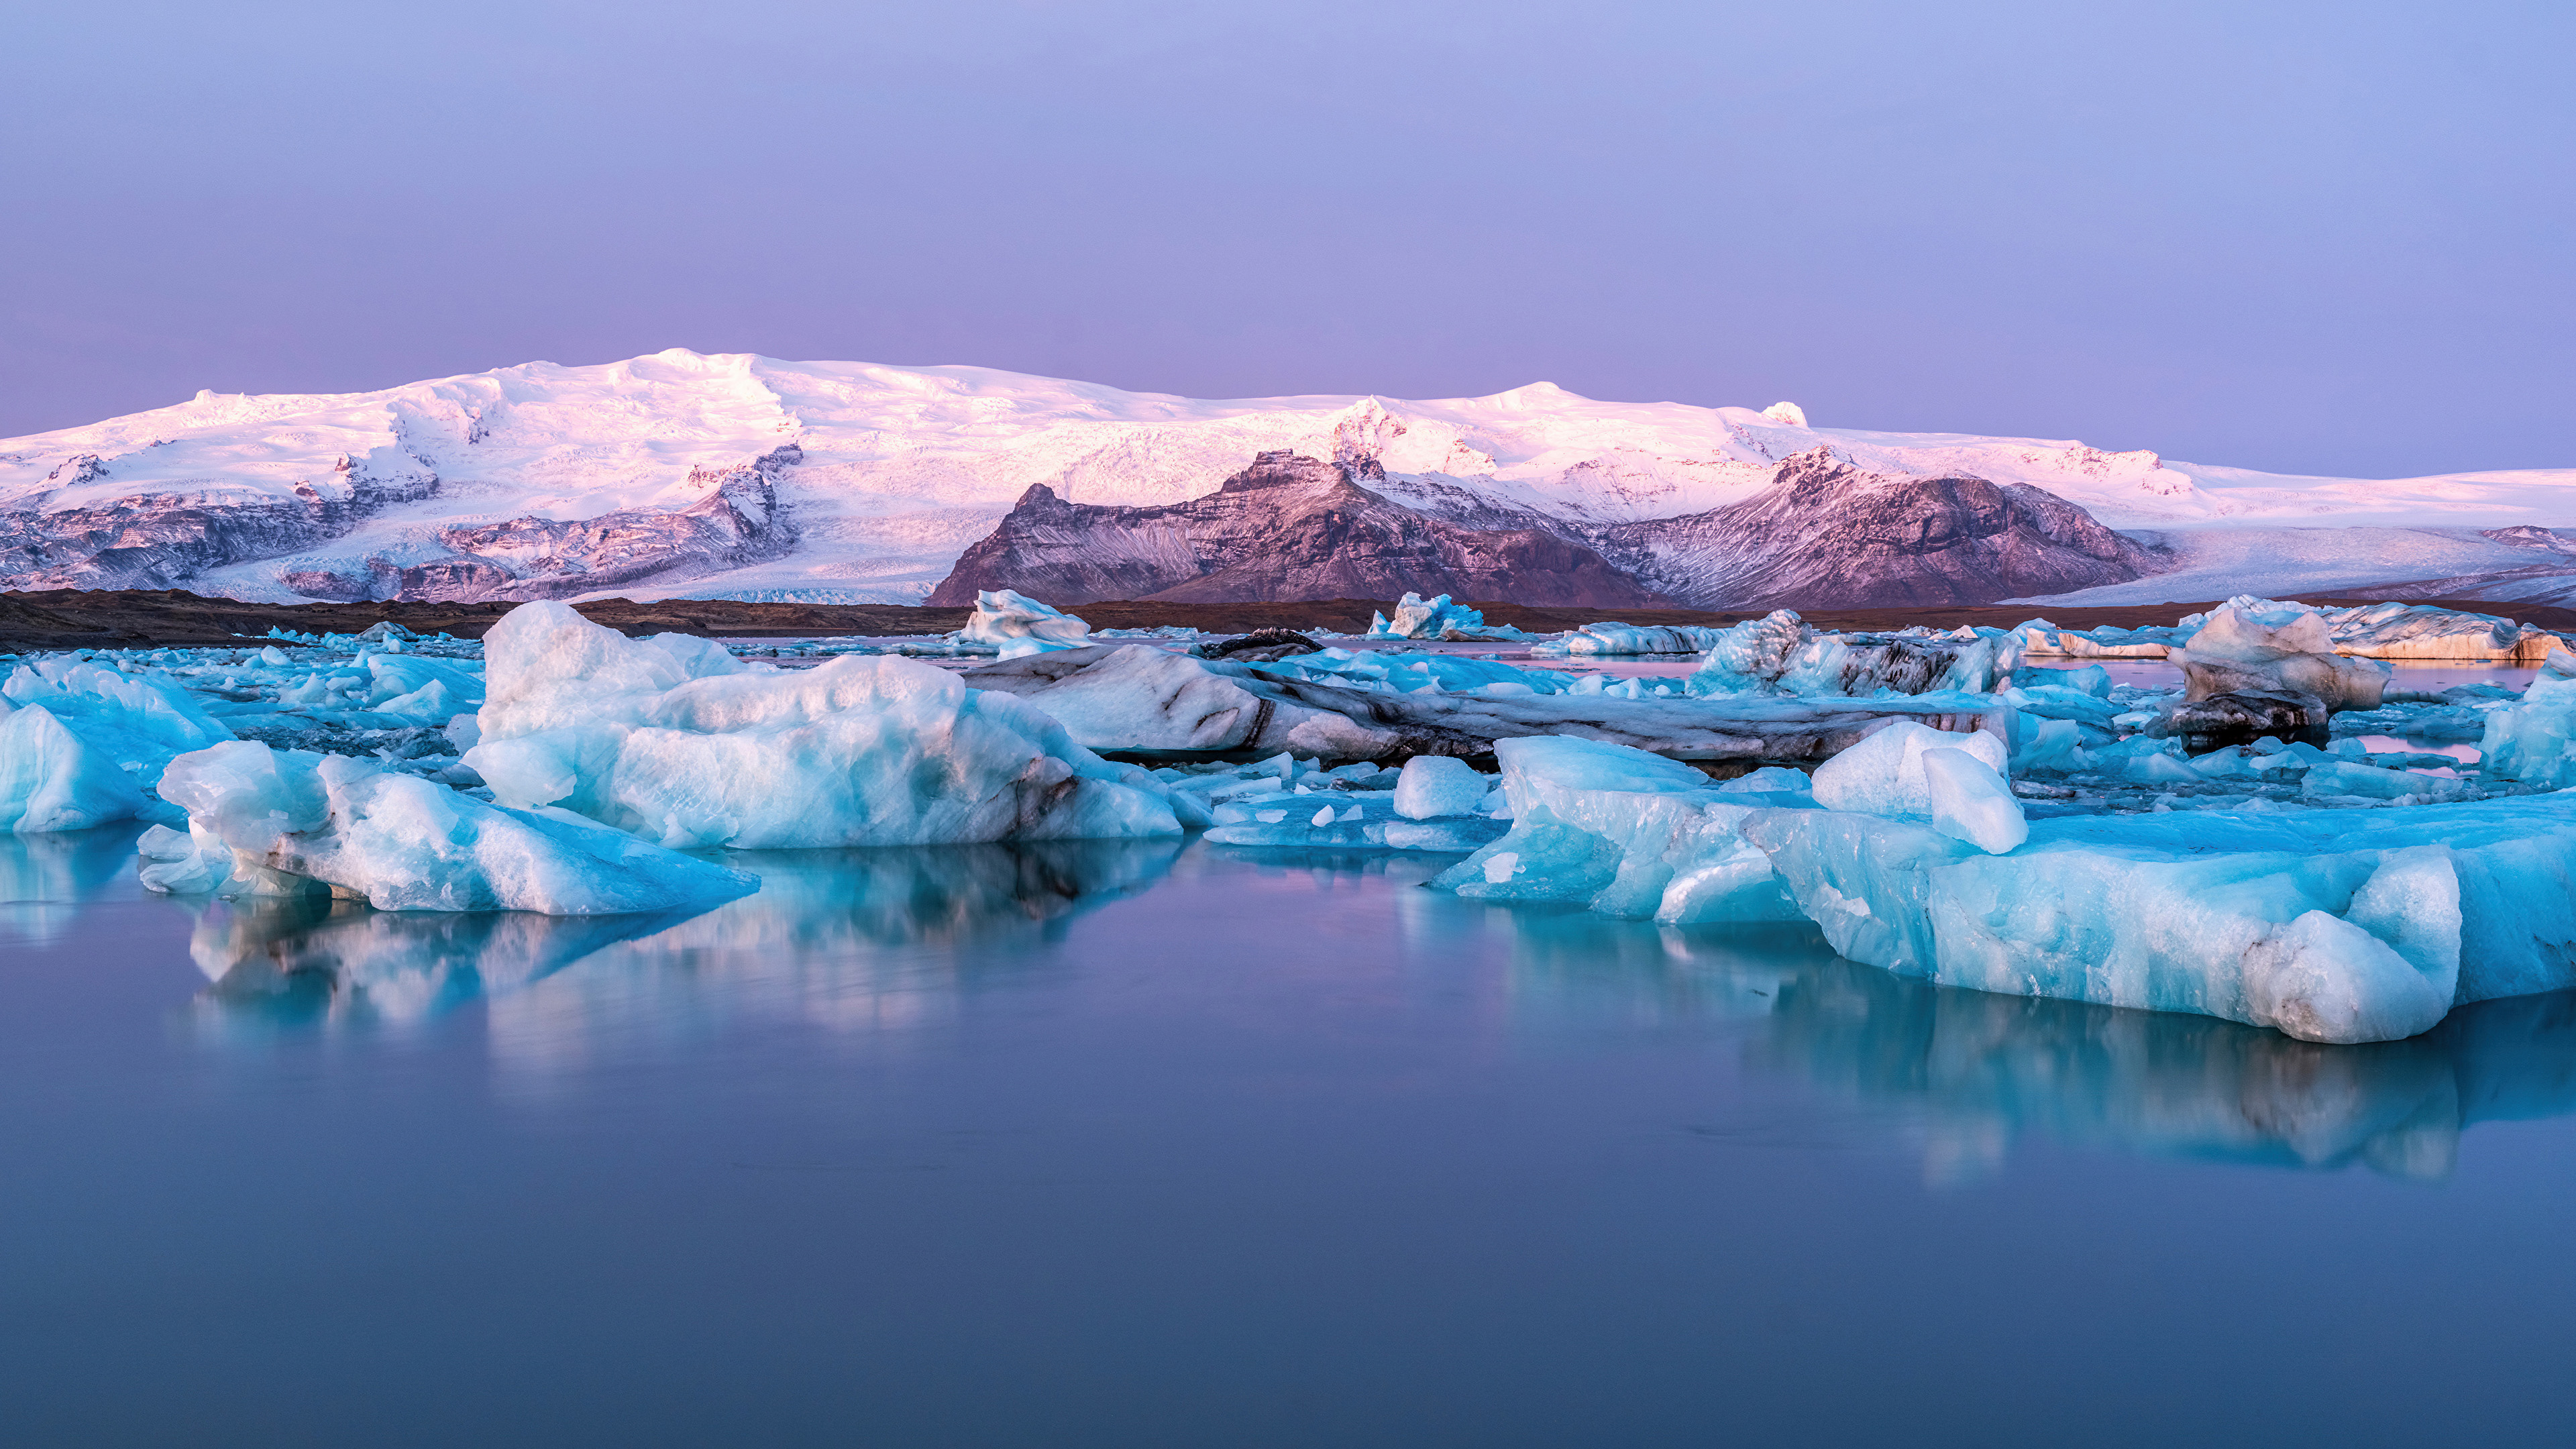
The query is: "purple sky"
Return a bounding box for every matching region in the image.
[7,1,2569,477]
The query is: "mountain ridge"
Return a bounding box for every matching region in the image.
[5,348,2573,608]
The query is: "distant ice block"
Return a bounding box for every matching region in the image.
[955,589,1093,655]
[1364,592,1528,641]
[1686,610,2021,697]
[1430,735,2576,1043]
[148,741,759,913]
[2169,597,2391,711]
[1530,623,1732,657]
[464,600,1183,848]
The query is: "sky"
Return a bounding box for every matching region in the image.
[5,0,2569,477]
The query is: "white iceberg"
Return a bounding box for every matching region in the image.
[1364,592,1528,641]
[2477,649,2576,788]
[461,601,1185,848]
[1432,735,2574,1043]
[1687,610,2021,697]
[1531,623,1732,657]
[955,588,1094,657]
[965,643,2014,765]
[2171,597,2390,711]
[1393,754,1492,820]
[0,656,234,832]
[146,741,758,913]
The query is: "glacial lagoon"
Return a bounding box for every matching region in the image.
[5,827,2573,1447]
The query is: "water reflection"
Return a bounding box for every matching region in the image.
[188,838,1184,1041]
[0,822,151,943]
[1487,904,2576,1182]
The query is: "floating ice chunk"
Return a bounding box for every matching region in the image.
[1428,733,2576,1041]
[151,741,757,913]
[1921,747,2027,855]
[1393,755,1492,819]
[0,704,152,833]
[2172,596,2390,711]
[1688,610,2019,697]
[1,658,232,780]
[957,589,1093,653]
[1529,623,1732,657]
[1810,720,2010,820]
[1364,592,1527,642]
[2477,650,2576,788]
[464,601,1182,849]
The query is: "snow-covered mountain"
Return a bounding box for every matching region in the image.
[3,347,2572,608]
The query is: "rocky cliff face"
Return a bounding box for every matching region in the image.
[0,456,439,591]
[281,446,800,602]
[927,451,1660,607]
[1593,447,2164,608]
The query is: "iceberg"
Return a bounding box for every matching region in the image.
[0,655,235,831]
[1530,623,1731,657]
[1364,592,1528,641]
[2477,649,2576,788]
[2019,600,2565,664]
[0,704,151,833]
[1432,735,2576,1043]
[1393,754,1493,820]
[955,588,1093,657]
[965,643,2014,764]
[2171,597,2390,711]
[462,601,1185,848]
[1687,610,2021,697]
[146,741,759,913]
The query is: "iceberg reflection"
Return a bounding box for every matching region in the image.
[186,838,1183,1040]
[0,822,152,943]
[1479,905,2576,1181]
[1757,957,2576,1181]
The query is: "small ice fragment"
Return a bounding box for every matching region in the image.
[1393,755,1491,819]
[1482,851,1520,884]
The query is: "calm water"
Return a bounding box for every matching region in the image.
[4,826,2573,1447]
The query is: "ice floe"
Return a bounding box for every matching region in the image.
[1364,592,1531,641]
[144,741,758,912]
[1432,734,2576,1043]
[1685,610,2021,697]
[461,600,1184,848]
[953,588,1094,657]
[964,643,2014,763]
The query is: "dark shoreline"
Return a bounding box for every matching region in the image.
[5,588,2571,651]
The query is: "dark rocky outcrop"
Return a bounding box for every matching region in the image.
[928,451,1660,608]
[1593,447,2164,609]
[281,445,802,603]
[2163,690,2328,752]
[0,459,439,591]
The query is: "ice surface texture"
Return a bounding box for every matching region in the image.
[462,601,1183,848]
[146,741,757,913]
[1434,735,2571,1043]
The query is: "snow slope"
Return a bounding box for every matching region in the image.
[3,348,2571,606]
